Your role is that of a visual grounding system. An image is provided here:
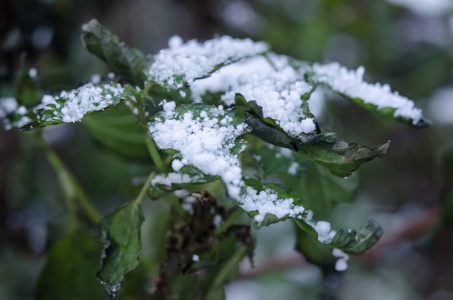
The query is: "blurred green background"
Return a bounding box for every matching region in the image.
[1,0,453,299]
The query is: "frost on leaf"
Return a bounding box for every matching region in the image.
[147,35,268,89]
[148,103,250,199]
[150,165,220,197]
[148,104,311,227]
[147,103,381,254]
[240,178,334,244]
[17,82,127,130]
[191,54,317,137]
[312,62,429,127]
[240,182,307,225]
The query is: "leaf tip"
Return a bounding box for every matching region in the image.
[81,19,99,31]
[378,140,391,157]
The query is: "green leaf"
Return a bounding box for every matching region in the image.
[301,161,358,219]
[21,82,127,130]
[205,245,249,300]
[245,113,299,151]
[235,95,279,128]
[310,63,430,127]
[35,229,106,300]
[294,218,383,255]
[244,113,388,177]
[249,142,306,178]
[330,219,383,254]
[297,132,390,177]
[294,224,334,267]
[81,19,149,86]
[231,76,389,177]
[147,83,192,108]
[97,202,144,299]
[83,103,149,159]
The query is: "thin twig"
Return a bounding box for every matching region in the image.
[38,133,101,223]
[135,171,156,205]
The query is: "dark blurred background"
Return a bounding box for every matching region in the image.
[1,0,453,299]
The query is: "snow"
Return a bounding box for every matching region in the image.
[151,172,203,186]
[29,68,37,78]
[148,100,333,230]
[212,215,223,228]
[313,221,337,243]
[0,97,18,117]
[191,54,316,136]
[0,97,32,129]
[148,35,268,89]
[287,162,299,175]
[174,189,190,198]
[149,104,325,228]
[91,74,101,84]
[312,62,423,125]
[332,248,349,271]
[35,83,125,123]
[162,100,176,116]
[182,195,197,214]
[240,186,306,222]
[239,186,336,242]
[276,147,294,159]
[171,159,184,172]
[17,106,27,115]
[149,105,250,199]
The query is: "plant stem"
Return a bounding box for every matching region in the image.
[38,133,101,223]
[125,80,166,171]
[145,135,165,172]
[135,171,156,205]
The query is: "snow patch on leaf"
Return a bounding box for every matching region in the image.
[35,83,125,123]
[312,62,424,125]
[152,172,205,186]
[148,35,268,89]
[191,54,316,136]
[149,104,250,199]
[240,186,306,223]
